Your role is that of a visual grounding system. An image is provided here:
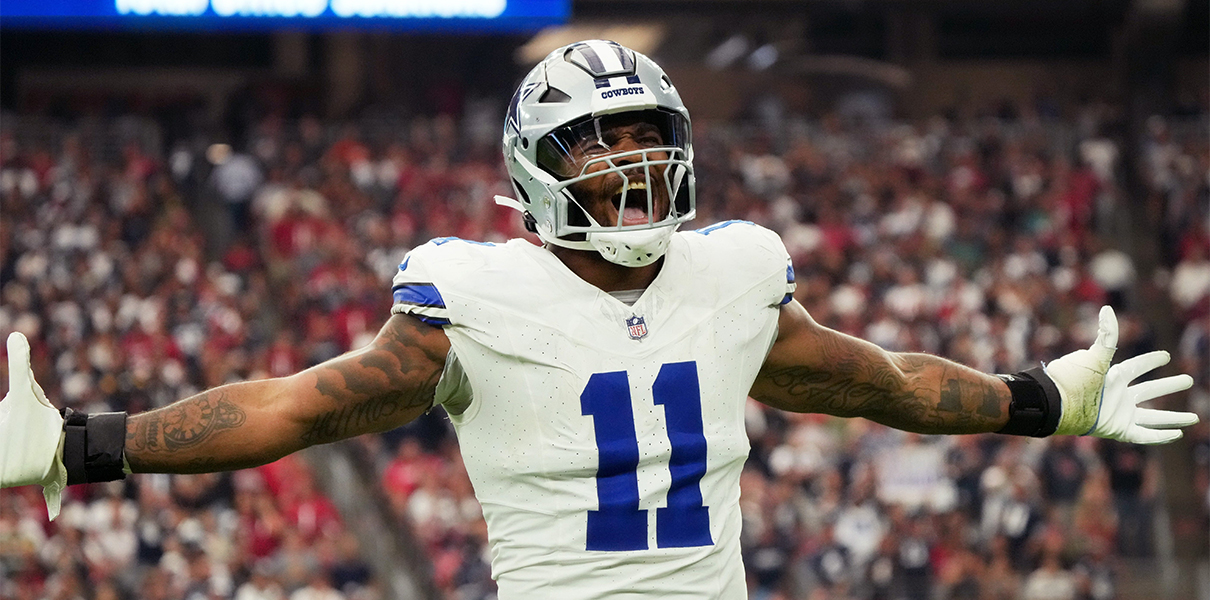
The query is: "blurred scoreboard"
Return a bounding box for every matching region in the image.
[0,0,568,31]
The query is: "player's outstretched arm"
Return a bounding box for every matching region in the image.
[751,300,1011,434]
[126,314,449,473]
[751,300,1198,442]
[2,313,449,510]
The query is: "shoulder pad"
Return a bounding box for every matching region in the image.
[390,238,499,326]
[686,221,795,306]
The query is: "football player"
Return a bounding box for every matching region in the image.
[0,40,1198,599]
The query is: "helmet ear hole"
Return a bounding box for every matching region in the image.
[521,138,529,150]
[511,179,531,205]
[539,87,572,103]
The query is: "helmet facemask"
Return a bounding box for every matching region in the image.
[500,40,697,267]
[532,110,695,265]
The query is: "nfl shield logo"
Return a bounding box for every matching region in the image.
[625,315,648,340]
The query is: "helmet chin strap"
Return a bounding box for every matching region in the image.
[541,232,598,252]
[534,217,678,268]
[496,164,682,268]
[587,225,679,267]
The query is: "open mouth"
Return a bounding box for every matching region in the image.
[611,180,651,226]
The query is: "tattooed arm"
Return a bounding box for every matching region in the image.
[750,300,1011,434]
[125,314,450,473]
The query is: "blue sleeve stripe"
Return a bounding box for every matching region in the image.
[431,237,495,247]
[412,315,451,326]
[779,294,793,306]
[692,220,754,235]
[786,264,796,283]
[391,302,450,326]
[392,283,446,309]
[687,220,750,234]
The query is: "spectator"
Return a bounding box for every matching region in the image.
[289,572,344,600]
[1,103,1203,600]
[1021,552,1077,600]
[235,561,286,600]
[1037,435,1088,521]
[1099,440,1154,556]
[212,150,265,236]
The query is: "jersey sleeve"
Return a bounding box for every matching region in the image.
[390,243,452,327]
[693,220,797,307]
[780,256,797,306]
[759,226,797,307]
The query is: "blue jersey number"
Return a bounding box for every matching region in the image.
[580,361,713,551]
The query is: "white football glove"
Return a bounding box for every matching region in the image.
[0,332,67,519]
[1046,306,1199,444]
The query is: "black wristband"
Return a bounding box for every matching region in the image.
[61,408,88,485]
[60,409,128,485]
[995,366,1063,437]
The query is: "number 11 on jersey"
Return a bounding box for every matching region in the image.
[580,361,714,551]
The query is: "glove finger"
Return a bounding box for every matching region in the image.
[1128,374,1194,404]
[1089,305,1118,364]
[1114,350,1171,384]
[1134,407,1200,429]
[1122,425,1183,445]
[6,332,33,399]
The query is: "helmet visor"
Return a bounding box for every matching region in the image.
[535,109,691,180]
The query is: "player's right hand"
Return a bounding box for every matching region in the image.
[0,332,67,519]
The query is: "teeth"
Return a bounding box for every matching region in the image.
[613,180,648,198]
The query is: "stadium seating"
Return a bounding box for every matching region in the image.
[0,103,1205,600]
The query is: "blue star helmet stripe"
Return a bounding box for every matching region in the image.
[565,40,637,78]
[614,46,635,72]
[570,42,606,74]
[507,81,540,135]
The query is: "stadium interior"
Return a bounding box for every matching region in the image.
[0,0,1207,599]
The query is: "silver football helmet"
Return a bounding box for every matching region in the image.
[498,40,696,267]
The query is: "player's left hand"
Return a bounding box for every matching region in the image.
[0,332,68,519]
[1046,305,1199,444]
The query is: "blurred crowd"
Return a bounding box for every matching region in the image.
[0,95,1206,600]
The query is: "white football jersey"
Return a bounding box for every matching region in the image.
[391,221,795,600]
